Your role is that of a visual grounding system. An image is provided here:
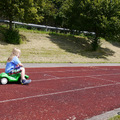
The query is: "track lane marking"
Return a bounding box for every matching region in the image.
[26,69,120,74]
[32,73,120,82]
[0,82,120,103]
[88,76,117,83]
[26,68,120,74]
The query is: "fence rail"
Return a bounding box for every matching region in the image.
[0,19,95,35]
[0,19,70,32]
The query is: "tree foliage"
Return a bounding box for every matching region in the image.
[38,0,65,27]
[0,0,43,30]
[0,0,120,50]
[62,0,120,50]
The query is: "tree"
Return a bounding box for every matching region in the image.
[38,0,65,27]
[0,0,43,30]
[38,0,57,26]
[52,0,66,27]
[62,0,120,50]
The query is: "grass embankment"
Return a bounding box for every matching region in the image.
[0,25,120,63]
[109,115,120,120]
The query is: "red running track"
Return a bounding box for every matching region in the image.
[0,66,120,120]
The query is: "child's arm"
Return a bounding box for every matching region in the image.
[17,63,24,67]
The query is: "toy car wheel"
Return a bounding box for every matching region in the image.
[0,78,8,85]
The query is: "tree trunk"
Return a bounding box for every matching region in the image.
[9,20,13,30]
[92,33,99,51]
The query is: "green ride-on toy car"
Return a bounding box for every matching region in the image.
[0,72,29,85]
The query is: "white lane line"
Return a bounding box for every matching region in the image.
[87,76,117,83]
[0,82,120,103]
[27,70,120,75]
[43,73,57,78]
[27,68,120,74]
[32,73,120,82]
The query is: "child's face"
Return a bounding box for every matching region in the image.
[17,53,20,58]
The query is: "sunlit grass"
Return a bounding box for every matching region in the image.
[109,115,120,120]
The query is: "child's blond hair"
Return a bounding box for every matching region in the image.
[7,48,21,62]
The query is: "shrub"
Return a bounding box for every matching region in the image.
[4,29,21,44]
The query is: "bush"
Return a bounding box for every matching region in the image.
[105,33,120,42]
[4,29,21,44]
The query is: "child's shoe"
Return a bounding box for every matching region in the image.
[21,79,31,85]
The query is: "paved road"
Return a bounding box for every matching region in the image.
[1,63,120,69]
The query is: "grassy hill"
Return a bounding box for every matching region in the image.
[0,27,120,63]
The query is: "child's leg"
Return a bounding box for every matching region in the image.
[20,67,31,85]
[20,67,25,80]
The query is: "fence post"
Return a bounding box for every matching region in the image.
[46,26,48,32]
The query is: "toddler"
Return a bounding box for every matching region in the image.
[5,48,31,85]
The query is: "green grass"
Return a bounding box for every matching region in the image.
[109,115,120,120]
[18,27,76,38]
